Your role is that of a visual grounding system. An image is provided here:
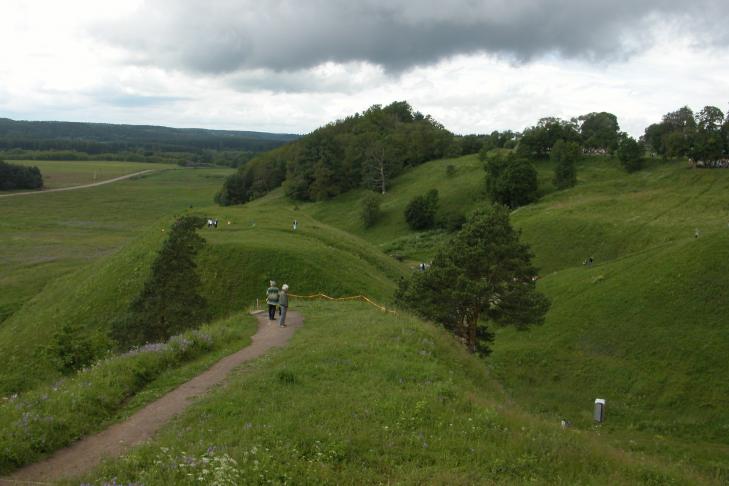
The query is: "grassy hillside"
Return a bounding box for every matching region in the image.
[75,302,714,485]
[0,166,232,324]
[0,190,405,394]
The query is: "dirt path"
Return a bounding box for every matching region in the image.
[0,170,155,198]
[2,311,302,484]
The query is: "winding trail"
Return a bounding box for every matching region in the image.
[2,311,303,484]
[0,170,155,198]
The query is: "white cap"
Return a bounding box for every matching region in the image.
[282,284,289,290]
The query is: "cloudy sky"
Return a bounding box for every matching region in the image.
[1,0,728,136]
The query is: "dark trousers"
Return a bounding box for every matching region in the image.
[268,304,278,320]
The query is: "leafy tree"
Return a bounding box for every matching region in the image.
[112,216,210,348]
[551,140,580,189]
[405,189,439,230]
[579,112,620,153]
[689,106,725,163]
[617,136,644,172]
[517,118,580,159]
[361,192,383,228]
[397,205,549,355]
[0,160,43,190]
[484,152,539,208]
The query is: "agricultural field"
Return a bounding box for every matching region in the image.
[6,160,176,190]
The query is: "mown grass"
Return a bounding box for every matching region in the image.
[7,160,176,190]
[0,312,257,475]
[75,302,716,485]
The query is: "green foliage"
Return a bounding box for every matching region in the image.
[484,152,539,208]
[516,117,580,159]
[404,189,439,230]
[220,101,454,204]
[0,315,254,475]
[360,192,382,228]
[617,136,644,172]
[551,139,580,189]
[112,216,210,348]
[398,205,549,355]
[47,322,98,374]
[445,164,456,177]
[0,160,43,190]
[578,112,620,153]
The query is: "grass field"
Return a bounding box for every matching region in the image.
[3,153,729,481]
[7,160,176,190]
[73,302,717,485]
[0,165,232,325]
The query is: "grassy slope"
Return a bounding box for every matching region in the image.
[0,166,232,324]
[77,302,713,485]
[262,153,729,472]
[0,188,405,393]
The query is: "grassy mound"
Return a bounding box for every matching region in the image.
[0,200,405,394]
[77,302,712,485]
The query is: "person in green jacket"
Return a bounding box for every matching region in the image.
[278,284,289,327]
[266,280,279,320]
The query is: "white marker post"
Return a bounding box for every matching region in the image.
[594,398,606,423]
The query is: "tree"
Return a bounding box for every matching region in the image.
[0,160,43,190]
[397,205,549,355]
[405,189,439,230]
[112,216,210,348]
[484,152,539,208]
[617,136,644,172]
[551,139,580,189]
[361,192,383,228]
[579,112,620,153]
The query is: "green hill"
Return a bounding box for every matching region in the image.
[78,302,713,485]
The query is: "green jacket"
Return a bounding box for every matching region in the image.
[266,286,279,305]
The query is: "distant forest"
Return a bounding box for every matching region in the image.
[0,118,299,167]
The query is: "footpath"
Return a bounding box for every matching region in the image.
[0,170,155,198]
[1,311,303,484]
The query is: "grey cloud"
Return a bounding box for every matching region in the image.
[95,0,729,74]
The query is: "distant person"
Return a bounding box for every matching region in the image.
[293,220,298,231]
[588,256,593,267]
[278,284,289,327]
[214,219,218,229]
[695,228,700,239]
[266,280,280,320]
[207,218,213,228]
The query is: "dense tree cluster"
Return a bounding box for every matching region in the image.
[0,118,295,167]
[643,105,729,164]
[404,189,440,230]
[551,140,580,189]
[217,102,457,204]
[397,205,550,355]
[112,216,210,348]
[0,160,43,190]
[483,152,539,208]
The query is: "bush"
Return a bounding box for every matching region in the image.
[446,164,456,177]
[617,137,644,173]
[360,192,383,228]
[484,153,539,208]
[551,140,580,189]
[47,323,99,374]
[405,189,439,230]
[0,160,43,190]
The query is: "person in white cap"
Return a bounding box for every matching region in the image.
[278,284,289,327]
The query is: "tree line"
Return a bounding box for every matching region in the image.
[0,160,43,190]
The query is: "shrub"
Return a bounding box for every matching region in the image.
[405,189,439,230]
[0,160,43,190]
[360,192,383,228]
[446,164,456,177]
[551,140,580,189]
[617,137,644,173]
[47,323,98,374]
[484,153,539,208]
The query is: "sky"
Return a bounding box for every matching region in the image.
[1,0,728,137]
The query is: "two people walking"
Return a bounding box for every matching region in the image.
[266,280,290,327]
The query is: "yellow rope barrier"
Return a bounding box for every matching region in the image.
[287,293,397,314]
